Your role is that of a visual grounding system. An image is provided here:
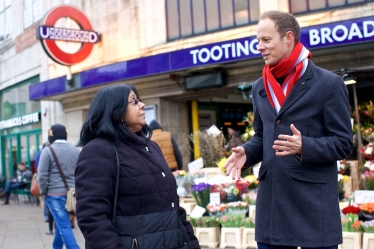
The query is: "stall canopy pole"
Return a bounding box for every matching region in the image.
[343,72,364,166]
[191,100,200,159]
[352,83,364,166]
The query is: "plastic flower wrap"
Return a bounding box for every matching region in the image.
[241,112,255,142]
[223,182,240,202]
[362,143,374,160]
[362,171,374,190]
[338,159,351,175]
[211,184,226,203]
[191,169,205,184]
[190,182,212,209]
[206,203,226,217]
[173,170,191,196]
[242,191,257,205]
[220,214,243,228]
[365,161,374,171]
[227,201,248,216]
[362,220,374,233]
[217,157,227,173]
[360,202,374,214]
[244,216,255,228]
[341,205,362,232]
[244,175,258,190]
[338,174,349,192]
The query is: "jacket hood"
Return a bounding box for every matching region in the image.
[149,120,163,130]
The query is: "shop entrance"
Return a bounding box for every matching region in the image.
[1,129,42,179]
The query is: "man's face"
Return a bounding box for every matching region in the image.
[256,18,293,67]
[18,164,25,171]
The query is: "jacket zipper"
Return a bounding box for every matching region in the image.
[132,238,138,249]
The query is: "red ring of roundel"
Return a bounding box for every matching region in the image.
[41,5,94,66]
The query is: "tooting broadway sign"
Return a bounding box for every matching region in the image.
[36,5,99,66]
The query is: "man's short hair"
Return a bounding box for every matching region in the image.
[260,10,300,45]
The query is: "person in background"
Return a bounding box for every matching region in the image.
[0,162,32,205]
[38,124,80,249]
[35,141,51,224]
[225,127,244,151]
[149,119,183,171]
[75,84,200,249]
[224,10,353,249]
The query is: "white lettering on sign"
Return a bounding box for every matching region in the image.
[309,20,374,46]
[364,21,374,37]
[39,26,98,43]
[0,112,40,130]
[189,38,260,64]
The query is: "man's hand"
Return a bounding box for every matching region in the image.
[272,124,302,156]
[224,146,247,180]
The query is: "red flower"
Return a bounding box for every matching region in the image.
[342,205,360,215]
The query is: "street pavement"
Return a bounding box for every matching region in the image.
[0,199,212,249]
[0,199,84,249]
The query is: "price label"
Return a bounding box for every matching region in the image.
[188,157,204,172]
[355,190,374,204]
[190,205,206,218]
[210,192,220,205]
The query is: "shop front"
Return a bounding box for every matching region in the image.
[1,76,42,179]
[29,10,374,167]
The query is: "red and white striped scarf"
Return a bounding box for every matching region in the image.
[262,42,312,113]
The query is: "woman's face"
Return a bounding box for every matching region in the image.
[123,90,146,133]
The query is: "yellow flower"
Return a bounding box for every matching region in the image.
[343,175,349,184]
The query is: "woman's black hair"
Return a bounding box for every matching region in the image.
[77,84,152,146]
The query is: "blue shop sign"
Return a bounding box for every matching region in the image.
[30,16,374,100]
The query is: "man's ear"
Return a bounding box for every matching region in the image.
[286,31,295,46]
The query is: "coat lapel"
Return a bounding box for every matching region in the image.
[276,62,315,117]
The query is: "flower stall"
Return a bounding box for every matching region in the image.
[179,123,258,248]
[174,166,258,249]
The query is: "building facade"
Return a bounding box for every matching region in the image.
[1,0,374,177]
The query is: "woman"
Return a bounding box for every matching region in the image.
[75,84,200,249]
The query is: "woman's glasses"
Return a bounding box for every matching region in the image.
[128,98,142,105]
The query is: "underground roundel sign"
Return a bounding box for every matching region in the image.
[36,5,99,66]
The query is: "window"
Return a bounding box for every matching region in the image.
[166,0,260,40]
[289,0,374,15]
[0,76,40,121]
[0,0,11,43]
[23,0,42,29]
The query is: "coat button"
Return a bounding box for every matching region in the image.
[301,82,305,86]
[276,120,281,124]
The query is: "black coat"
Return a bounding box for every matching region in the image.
[75,136,200,249]
[243,61,353,247]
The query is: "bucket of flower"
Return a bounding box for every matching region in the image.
[242,216,256,249]
[341,205,363,249]
[220,213,244,249]
[190,216,220,249]
[359,202,374,249]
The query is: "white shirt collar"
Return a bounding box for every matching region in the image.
[53,139,67,143]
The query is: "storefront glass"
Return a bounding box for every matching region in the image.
[0,76,41,180]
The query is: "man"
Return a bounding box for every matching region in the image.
[38,124,80,249]
[224,10,353,249]
[149,119,183,171]
[0,162,32,205]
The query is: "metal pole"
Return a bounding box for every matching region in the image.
[353,84,364,166]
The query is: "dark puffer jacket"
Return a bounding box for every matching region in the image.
[75,136,200,249]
